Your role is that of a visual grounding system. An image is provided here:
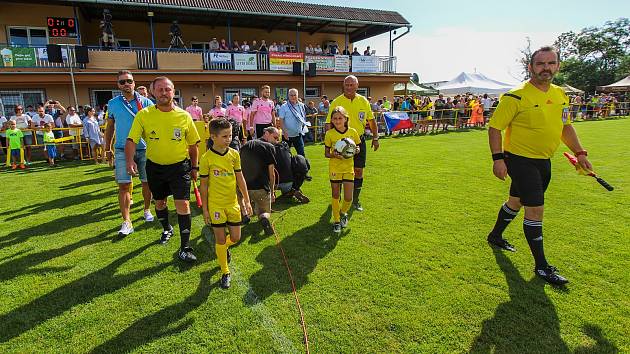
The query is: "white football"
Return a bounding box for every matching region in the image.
[334,138,357,159]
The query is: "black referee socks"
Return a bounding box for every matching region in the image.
[523,218,548,269]
[178,213,191,249]
[156,207,170,231]
[490,203,520,237]
[353,178,363,203]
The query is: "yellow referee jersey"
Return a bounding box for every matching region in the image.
[128,106,200,165]
[324,127,361,174]
[326,94,374,136]
[199,147,241,207]
[490,81,570,159]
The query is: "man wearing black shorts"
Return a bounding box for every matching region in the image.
[325,75,380,211]
[487,46,593,285]
[126,76,200,262]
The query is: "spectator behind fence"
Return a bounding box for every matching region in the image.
[83,105,105,164]
[209,37,219,51]
[259,40,268,52]
[278,42,286,52]
[232,40,240,52]
[364,46,372,56]
[241,40,250,52]
[219,38,229,51]
[351,47,361,56]
[10,105,33,165]
[0,113,7,155]
[33,106,54,160]
[314,44,323,54]
[342,46,350,55]
[269,42,278,52]
[65,106,83,160]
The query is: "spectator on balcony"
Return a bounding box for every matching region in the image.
[241,41,250,52]
[186,96,203,121]
[259,40,268,52]
[269,42,279,52]
[250,85,277,138]
[329,43,339,55]
[10,105,33,165]
[287,42,296,52]
[251,40,258,52]
[232,40,241,52]
[210,96,227,119]
[364,46,372,56]
[341,46,350,55]
[209,37,220,51]
[401,97,412,111]
[280,42,288,52]
[351,47,361,56]
[219,38,229,51]
[305,44,313,54]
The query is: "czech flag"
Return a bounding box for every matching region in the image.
[383,111,414,131]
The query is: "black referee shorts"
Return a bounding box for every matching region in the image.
[353,136,367,169]
[145,159,192,201]
[505,152,551,207]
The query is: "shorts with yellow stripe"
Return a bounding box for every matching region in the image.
[329,171,354,183]
[209,203,242,227]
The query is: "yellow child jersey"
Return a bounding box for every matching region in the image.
[199,147,241,207]
[128,105,200,165]
[490,81,570,159]
[326,94,374,136]
[324,126,361,174]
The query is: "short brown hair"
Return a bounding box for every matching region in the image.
[261,85,270,90]
[209,118,231,135]
[152,76,173,87]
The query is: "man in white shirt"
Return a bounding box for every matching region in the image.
[33,106,55,159]
[65,106,83,159]
[481,93,494,122]
[10,105,33,164]
[241,40,250,52]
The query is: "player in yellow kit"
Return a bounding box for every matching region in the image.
[324,106,361,234]
[199,118,252,289]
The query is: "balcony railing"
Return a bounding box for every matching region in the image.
[1,44,397,73]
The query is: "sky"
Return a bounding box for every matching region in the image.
[303,0,630,83]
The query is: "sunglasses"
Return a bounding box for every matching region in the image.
[118,79,134,85]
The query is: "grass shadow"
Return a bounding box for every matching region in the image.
[90,268,219,354]
[1,189,115,221]
[0,241,170,343]
[244,206,339,305]
[470,249,618,353]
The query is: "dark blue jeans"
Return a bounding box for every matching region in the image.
[287,135,305,157]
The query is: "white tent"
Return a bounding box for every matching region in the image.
[434,72,517,95]
[597,75,630,92]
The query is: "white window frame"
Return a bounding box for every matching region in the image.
[7,26,49,46]
[357,87,369,97]
[305,87,320,98]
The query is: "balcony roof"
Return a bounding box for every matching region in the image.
[38,0,411,42]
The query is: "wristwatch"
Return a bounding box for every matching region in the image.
[575,150,588,157]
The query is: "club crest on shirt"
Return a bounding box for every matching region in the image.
[172,128,182,141]
[214,212,220,220]
[213,169,220,176]
[358,111,365,121]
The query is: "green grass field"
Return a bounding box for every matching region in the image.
[1,119,628,353]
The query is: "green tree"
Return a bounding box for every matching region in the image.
[551,18,629,92]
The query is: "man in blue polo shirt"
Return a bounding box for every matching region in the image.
[104,70,155,236]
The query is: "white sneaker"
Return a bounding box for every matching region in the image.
[144,209,154,222]
[118,221,134,236]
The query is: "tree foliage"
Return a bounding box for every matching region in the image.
[552,18,629,92]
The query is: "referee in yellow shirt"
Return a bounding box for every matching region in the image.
[487,46,593,285]
[126,76,201,262]
[325,75,380,211]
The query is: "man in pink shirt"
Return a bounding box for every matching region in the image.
[209,96,227,120]
[249,85,277,138]
[185,96,203,121]
[225,94,247,149]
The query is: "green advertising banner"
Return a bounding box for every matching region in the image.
[0,47,36,67]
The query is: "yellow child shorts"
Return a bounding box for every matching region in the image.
[209,203,242,227]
